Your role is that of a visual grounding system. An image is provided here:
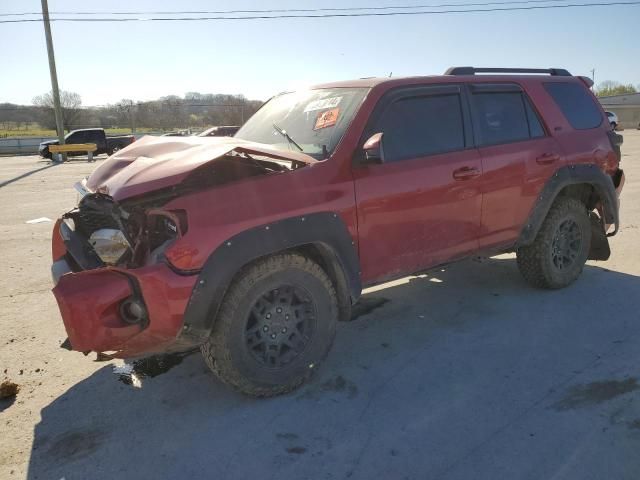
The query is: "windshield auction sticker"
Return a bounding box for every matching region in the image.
[304,97,342,112]
[314,108,340,130]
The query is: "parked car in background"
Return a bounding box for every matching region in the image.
[51,67,624,397]
[198,125,240,137]
[162,130,191,137]
[39,128,135,159]
[606,111,619,129]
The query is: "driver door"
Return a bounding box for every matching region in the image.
[352,85,483,284]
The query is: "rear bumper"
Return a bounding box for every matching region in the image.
[51,221,198,358]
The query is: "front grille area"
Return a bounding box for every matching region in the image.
[65,193,123,238]
[75,209,119,236]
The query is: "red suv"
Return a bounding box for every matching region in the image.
[51,67,625,396]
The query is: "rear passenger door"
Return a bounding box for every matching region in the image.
[468,83,563,249]
[353,85,483,283]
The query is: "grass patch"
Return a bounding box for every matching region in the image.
[0,127,156,138]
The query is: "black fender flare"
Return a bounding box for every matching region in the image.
[517,164,619,247]
[175,212,362,346]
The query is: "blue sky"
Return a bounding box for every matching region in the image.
[1,0,639,106]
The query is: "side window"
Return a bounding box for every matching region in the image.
[524,97,545,138]
[544,82,602,130]
[377,94,465,162]
[471,92,530,146]
[68,131,84,143]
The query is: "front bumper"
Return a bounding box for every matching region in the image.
[51,220,198,358]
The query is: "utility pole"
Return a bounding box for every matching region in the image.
[41,0,65,159]
[590,68,596,90]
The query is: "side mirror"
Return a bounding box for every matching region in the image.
[362,132,384,164]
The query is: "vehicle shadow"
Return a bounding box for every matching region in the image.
[26,256,640,480]
[0,162,60,189]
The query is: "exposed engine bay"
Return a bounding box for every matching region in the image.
[61,151,304,271]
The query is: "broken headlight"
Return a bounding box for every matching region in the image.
[88,228,131,265]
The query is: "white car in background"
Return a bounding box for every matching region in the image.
[606,111,619,129]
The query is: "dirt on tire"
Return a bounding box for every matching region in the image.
[517,197,592,289]
[201,252,338,397]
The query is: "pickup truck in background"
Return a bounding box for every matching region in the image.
[39,128,136,159]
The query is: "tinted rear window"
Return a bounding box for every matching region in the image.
[544,82,602,130]
[378,94,465,162]
[471,92,530,146]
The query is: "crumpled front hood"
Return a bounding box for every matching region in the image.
[85,135,317,201]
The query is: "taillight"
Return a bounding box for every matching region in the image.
[607,130,623,164]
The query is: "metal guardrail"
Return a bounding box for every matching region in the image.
[0,137,56,156]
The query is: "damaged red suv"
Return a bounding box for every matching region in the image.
[51,67,625,396]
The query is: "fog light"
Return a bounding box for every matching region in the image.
[119,298,148,325]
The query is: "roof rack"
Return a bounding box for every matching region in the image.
[445,67,572,76]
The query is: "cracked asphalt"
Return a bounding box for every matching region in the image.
[1,131,639,480]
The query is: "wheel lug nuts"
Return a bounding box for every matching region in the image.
[266,313,271,319]
[276,307,282,313]
[285,314,289,320]
[263,326,269,332]
[281,328,287,333]
[271,333,276,339]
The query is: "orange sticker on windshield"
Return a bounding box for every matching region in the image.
[314,108,340,130]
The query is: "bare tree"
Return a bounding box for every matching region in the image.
[32,90,82,131]
[114,99,137,132]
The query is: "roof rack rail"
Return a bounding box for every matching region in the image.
[445,67,572,76]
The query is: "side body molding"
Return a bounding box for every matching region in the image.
[517,164,620,247]
[175,212,362,346]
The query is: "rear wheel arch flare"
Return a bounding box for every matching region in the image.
[518,164,619,247]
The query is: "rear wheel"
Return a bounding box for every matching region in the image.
[201,253,338,397]
[517,197,591,289]
[108,145,121,156]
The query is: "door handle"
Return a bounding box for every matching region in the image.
[536,153,560,165]
[453,166,481,181]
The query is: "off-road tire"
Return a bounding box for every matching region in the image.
[201,253,338,397]
[517,197,591,289]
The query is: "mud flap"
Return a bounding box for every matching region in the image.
[588,212,611,261]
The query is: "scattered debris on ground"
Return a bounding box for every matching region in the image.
[0,380,20,399]
[113,349,197,387]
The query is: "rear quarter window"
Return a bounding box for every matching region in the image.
[544,82,602,130]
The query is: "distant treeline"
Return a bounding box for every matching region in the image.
[0,92,264,133]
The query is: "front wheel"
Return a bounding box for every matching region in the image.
[517,197,591,289]
[201,253,338,397]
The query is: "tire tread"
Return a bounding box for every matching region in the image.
[201,253,337,397]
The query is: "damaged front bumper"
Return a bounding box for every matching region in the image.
[51,218,198,358]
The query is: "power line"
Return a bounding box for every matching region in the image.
[0,0,584,16]
[1,1,639,23]
[0,104,250,111]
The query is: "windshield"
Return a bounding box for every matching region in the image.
[235,88,369,160]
